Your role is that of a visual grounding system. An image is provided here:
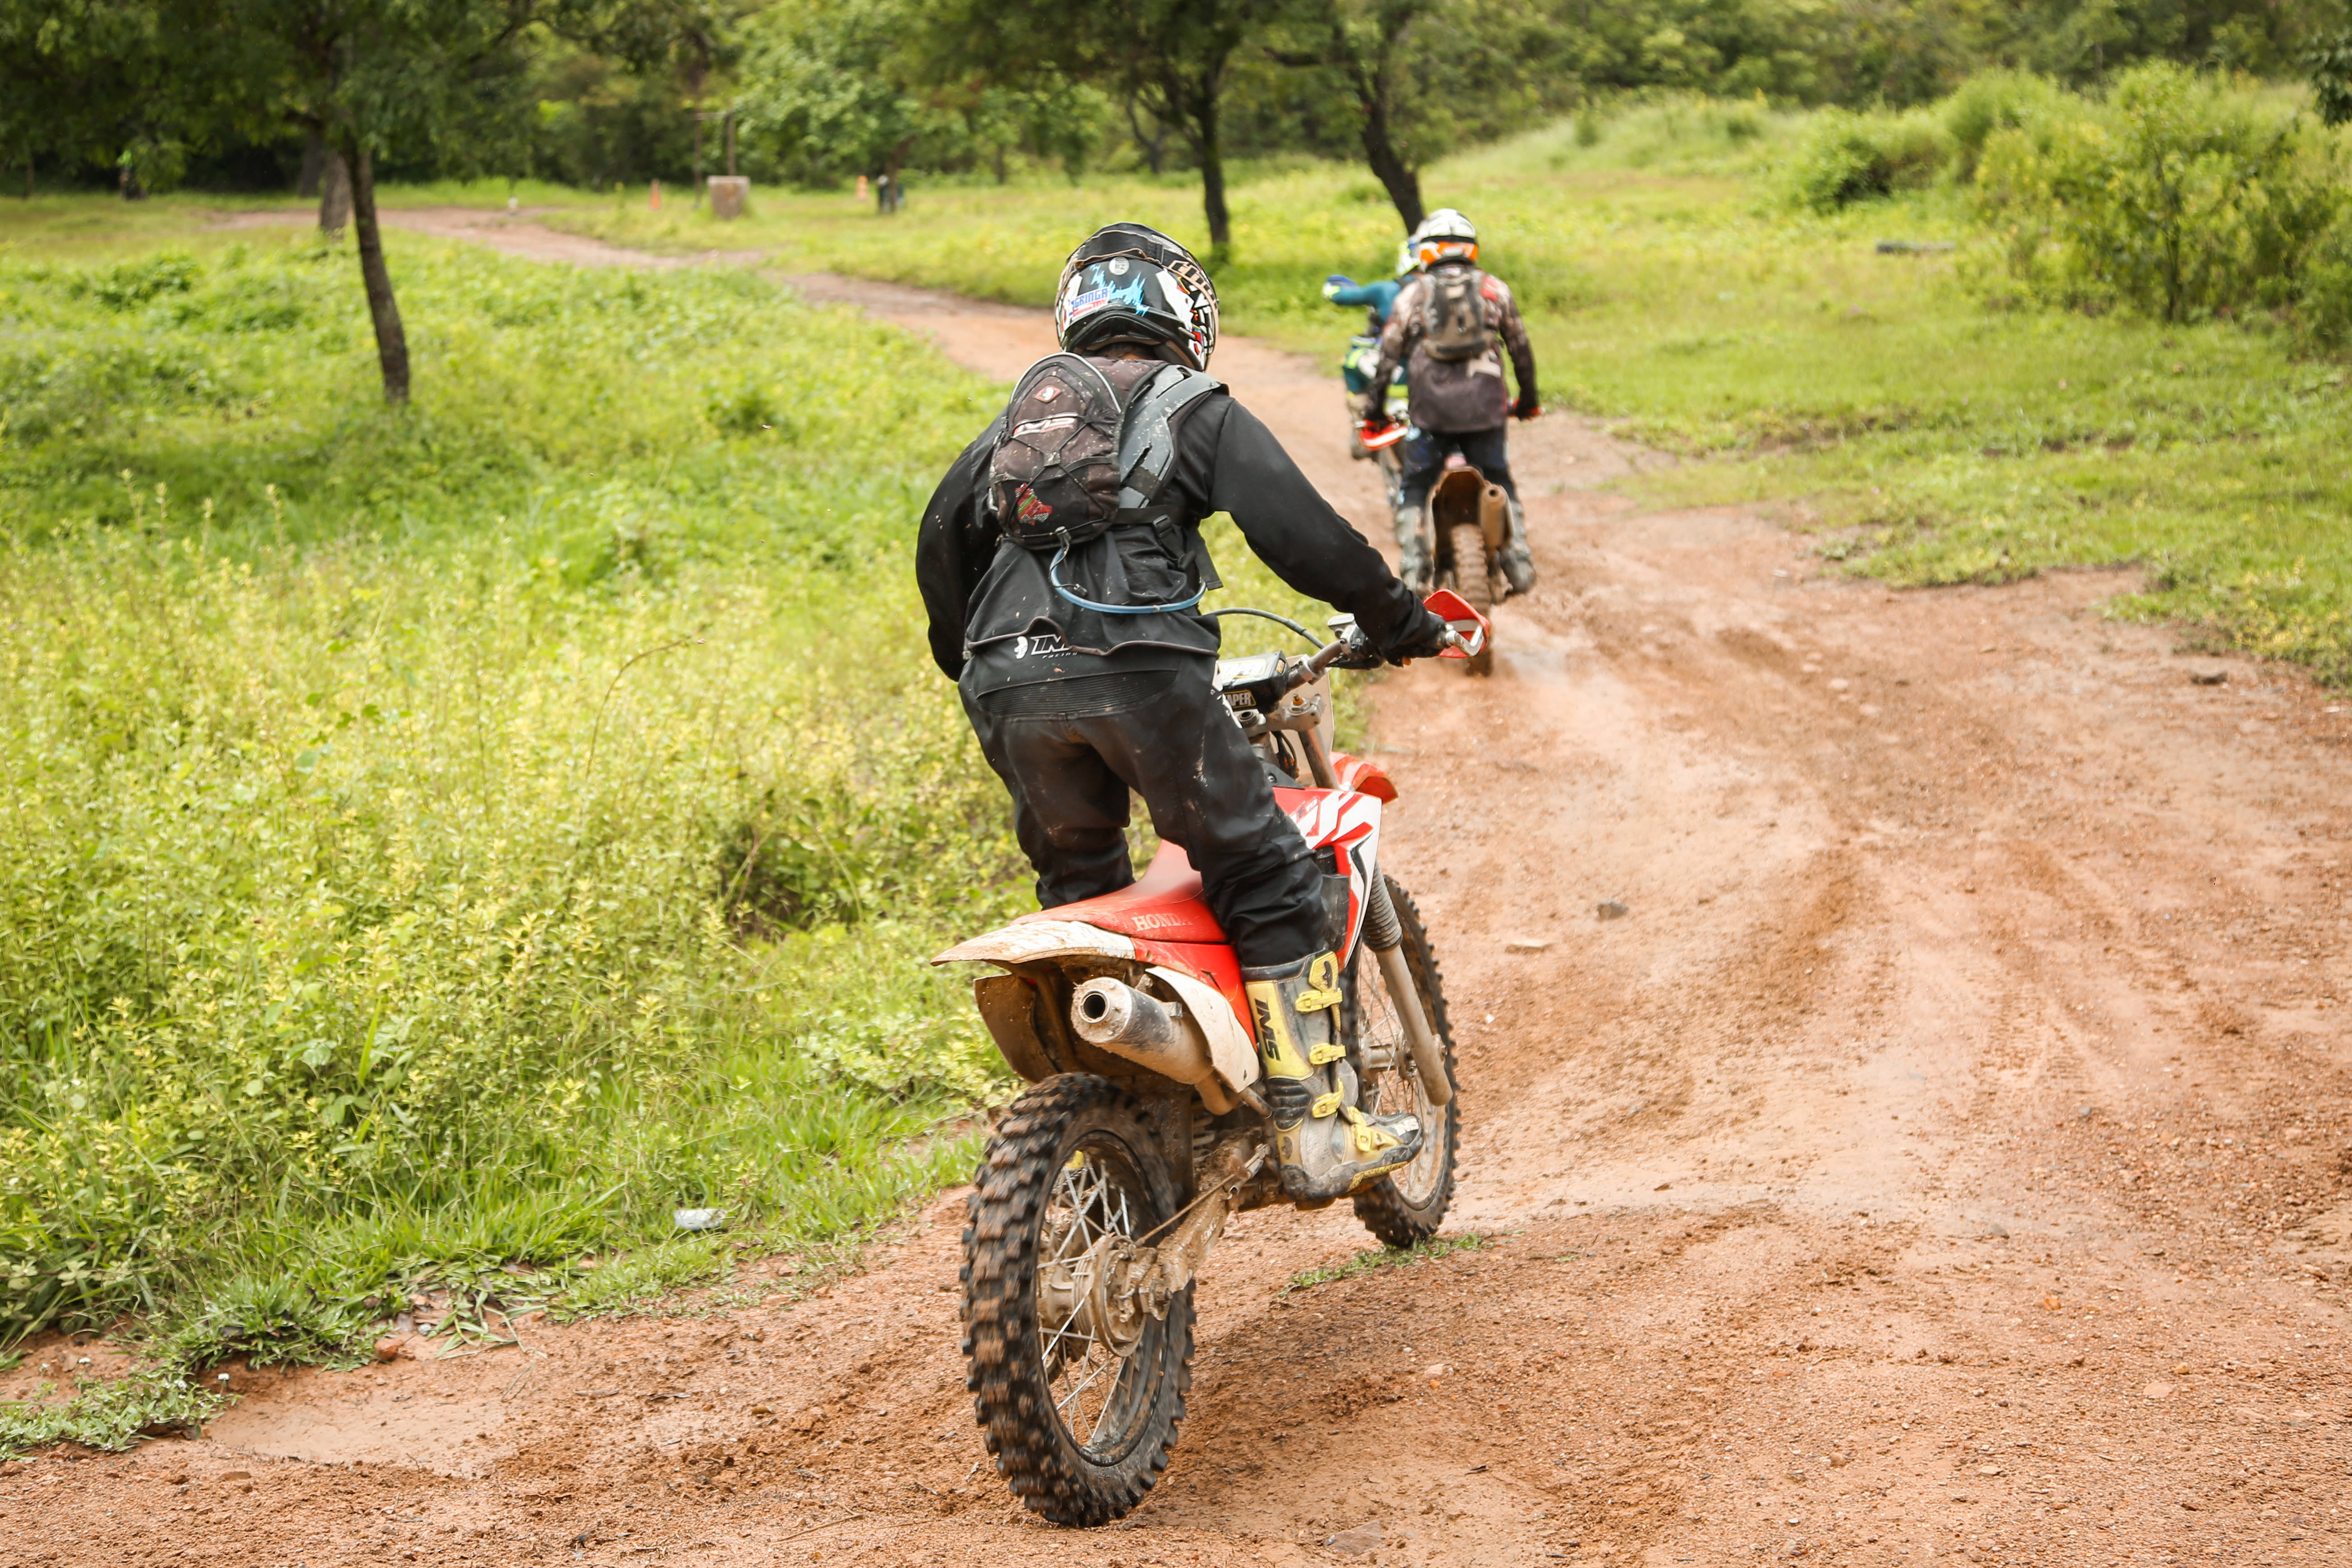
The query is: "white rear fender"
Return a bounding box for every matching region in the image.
[932,920,1137,967]
[934,922,1258,1107]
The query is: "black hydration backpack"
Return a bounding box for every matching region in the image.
[987,353,1220,552]
[1420,267,1492,361]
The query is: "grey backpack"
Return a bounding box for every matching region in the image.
[1420,267,1492,361]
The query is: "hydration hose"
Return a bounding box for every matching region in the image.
[1046,538,1206,615]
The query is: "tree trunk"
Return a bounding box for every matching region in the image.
[1124,97,1166,175]
[1332,2,1426,233]
[1190,95,1230,254]
[298,126,327,197]
[344,143,411,404]
[882,137,912,213]
[1360,95,1423,233]
[319,145,352,232]
[23,148,31,199]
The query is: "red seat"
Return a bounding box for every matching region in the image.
[1021,843,1229,944]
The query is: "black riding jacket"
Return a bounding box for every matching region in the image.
[916,374,1428,694]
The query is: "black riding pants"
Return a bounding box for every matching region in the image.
[1398,424,1518,509]
[960,667,1327,968]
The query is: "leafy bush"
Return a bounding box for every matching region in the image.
[1779,107,1951,211]
[2306,26,2352,129]
[1973,62,2350,327]
[81,251,201,309]
[1942,69,2065,180]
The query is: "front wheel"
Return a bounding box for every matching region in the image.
[1344,878,1460,1246]
[963,1074,1191,1526]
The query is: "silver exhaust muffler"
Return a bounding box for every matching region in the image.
[1069,977,1235,1112]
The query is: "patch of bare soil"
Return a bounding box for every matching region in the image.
[218,206,761,271]
[9,245,2351,1568]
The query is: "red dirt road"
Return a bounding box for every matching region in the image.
[6,231,2351,1568]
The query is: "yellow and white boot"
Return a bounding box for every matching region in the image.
[1243,950,1423,1204]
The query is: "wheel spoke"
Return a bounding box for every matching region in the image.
[1347,919,1449,1210]
[1040,1297,1097,1364]
[1055,1344,1123,1422]
[1033,1134,1160,1458]
[1085,1358,1133,1446]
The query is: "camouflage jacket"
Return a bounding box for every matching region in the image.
[1366,264,1539,434]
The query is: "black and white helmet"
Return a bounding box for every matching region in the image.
[1054,222,1220,370]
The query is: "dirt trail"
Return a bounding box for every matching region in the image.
[10,225,2352,1568]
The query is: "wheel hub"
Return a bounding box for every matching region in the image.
[1038,1233,1150,1361]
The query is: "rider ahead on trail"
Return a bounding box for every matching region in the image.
[1363,208,1540,595]
[1325,242,1417,419]
[915,221,1449,1200]
[1321,240,1418,332]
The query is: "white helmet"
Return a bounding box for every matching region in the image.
[1411,208,1478,268]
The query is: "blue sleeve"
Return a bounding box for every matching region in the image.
[1326,281,1382,309]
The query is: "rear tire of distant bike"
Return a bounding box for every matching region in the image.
[963,1073,1191,1527]
[1349,878,1460,1248]
[1448,523,1495,676]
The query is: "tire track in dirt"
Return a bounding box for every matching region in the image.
[9,224,2352,1568]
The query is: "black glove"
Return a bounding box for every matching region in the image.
[1382,603,1453,664]
[1511,391,1542,421]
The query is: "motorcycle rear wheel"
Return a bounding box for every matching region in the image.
[1446,523,1496,675]
[963,1073,1191,1527]
[1345,877,1460,1246]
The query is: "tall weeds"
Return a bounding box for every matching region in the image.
[0,236,1024,1356]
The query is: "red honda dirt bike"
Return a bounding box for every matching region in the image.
[938,592,1487,1526]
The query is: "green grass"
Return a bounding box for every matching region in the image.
[0,213,1042,1417]
[0,197,1373,1452]
[1276,1231,1499,1301]
[0,1370,228,1452]
[526,88,2352,684]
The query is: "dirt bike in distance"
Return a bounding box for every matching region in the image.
[1420,454,1507,676]
[1349,375,1411,517]
[937,591,1488,1526]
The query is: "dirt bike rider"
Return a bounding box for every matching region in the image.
[1362,208,1540,596]
[916,222,1452,1201]
[1322,240,1417,332]
[1325,242,1417,470]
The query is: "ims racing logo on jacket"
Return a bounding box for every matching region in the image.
[1011,633,1069,659]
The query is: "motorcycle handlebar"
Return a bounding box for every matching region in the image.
[1298,636,1358,683]
[1285,624,1477,693]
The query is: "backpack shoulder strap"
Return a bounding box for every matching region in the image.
[1113,364,1224,510]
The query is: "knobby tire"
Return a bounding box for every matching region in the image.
[962,1074,1192,1526]
[1350,877,1461,1246]
[1447,523,1496,675]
